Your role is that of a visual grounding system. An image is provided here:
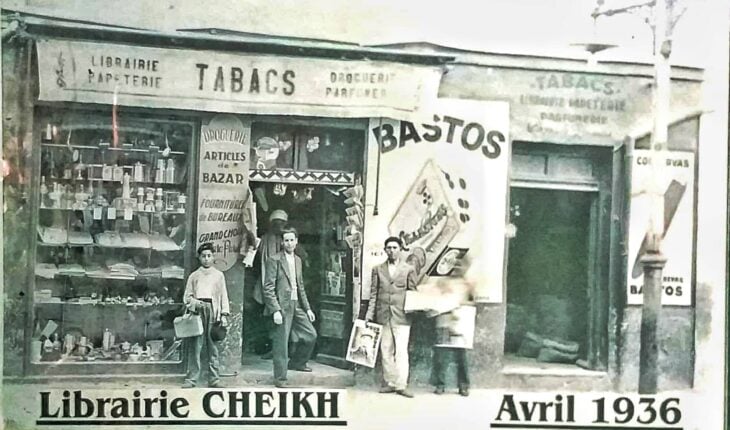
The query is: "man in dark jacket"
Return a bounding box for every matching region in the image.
[262,227,317,388]
[365,236,418,397]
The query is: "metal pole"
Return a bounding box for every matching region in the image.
[638,0,671,395]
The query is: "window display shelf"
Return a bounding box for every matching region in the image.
[32,359,182,365]
[46,177,185,188]
[34,301,184,306]
[39,206,187,215]
[31,108,193,376]
[42,142,185,156]
[37,242,184,251]
[36,273,184,280]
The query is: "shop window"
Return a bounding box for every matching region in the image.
[31,107,194,373]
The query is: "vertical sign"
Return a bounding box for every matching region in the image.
[196,115,251,271]
[627,150,695,306]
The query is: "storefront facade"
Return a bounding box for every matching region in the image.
[1,11,450,378]
[3,12,706,392]
[375,43,703,391]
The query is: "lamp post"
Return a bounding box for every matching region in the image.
[591,0,684,394]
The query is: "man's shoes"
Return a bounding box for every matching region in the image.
[208,381,224,388]
[274,380,290,388]
[181,381,196,389]
[434,386,445,395]
[458,387,470,397]
[288,365,312,372]
[378,386,396,394]
[396,388,414,398]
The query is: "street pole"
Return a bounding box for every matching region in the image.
[638,0,671,395]
[591,0,679,394]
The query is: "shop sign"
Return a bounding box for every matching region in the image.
[36,39,443,120]
[362,99,510,303]
[196,114,251,271]
[626,150,695,306]
[444,68,698,145]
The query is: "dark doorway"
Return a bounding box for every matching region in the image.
[243,182,353,367]
[504,187,595,366]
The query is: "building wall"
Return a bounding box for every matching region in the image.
[2,41,35,377]
[432,61,703,390]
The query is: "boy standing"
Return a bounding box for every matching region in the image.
[182,243,230,388]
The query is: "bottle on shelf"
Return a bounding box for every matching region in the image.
[122,173,131,199]
[133,162,144,183]
[165,158,175,184]
[102,163,112,181]
[137,187,145,211]
[42,123,53,142]
[40,176,48,207]
[103,328,112,351]
[112,162,124,183]
[155,187,164,212]
[155,159,165,184]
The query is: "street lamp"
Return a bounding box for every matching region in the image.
[591,0,686,394]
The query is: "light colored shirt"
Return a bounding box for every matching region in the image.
[285,252,298,300]
[187,266,222,299]
[388,261,397,278]
[183,265,230,321]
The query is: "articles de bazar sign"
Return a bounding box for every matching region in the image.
[35,39,443,119]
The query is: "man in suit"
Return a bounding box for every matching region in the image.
[365,236,418,398]
[262,227,317,388]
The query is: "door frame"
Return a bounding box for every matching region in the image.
[507,142,613,371]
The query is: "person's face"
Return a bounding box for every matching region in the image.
[270,219,286,233]
[199,250,214,268]
[384,241,401,262]
[282,232,298,254]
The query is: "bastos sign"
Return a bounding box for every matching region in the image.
[35,39,443,120]
[362,99,510,304]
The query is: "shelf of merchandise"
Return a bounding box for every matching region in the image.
[29,108,196,375]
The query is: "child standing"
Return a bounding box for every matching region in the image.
[182,243,230,388]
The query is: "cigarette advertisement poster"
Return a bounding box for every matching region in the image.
[363,98,510,304]
[626,150,695,306]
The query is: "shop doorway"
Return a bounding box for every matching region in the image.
[504,187,596,368]
[243,182,353,368]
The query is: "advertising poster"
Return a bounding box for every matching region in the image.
[626,150,695,305]
[196,114,252,271]
[363,98,510,304]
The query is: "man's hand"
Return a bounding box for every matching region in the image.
[221,315,229,327]
[273,311,283,325]
[354,319,366,328]
[307,310,316,322]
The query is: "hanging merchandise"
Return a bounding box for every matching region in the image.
[343,184,364,251]
[253,186,269,212]
[273,183,287,196]
[306,136,320,152]
[292,186,315,204]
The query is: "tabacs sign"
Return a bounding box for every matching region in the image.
[36,39,443,120]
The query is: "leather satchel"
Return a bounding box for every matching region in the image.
[173,312,203,338]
